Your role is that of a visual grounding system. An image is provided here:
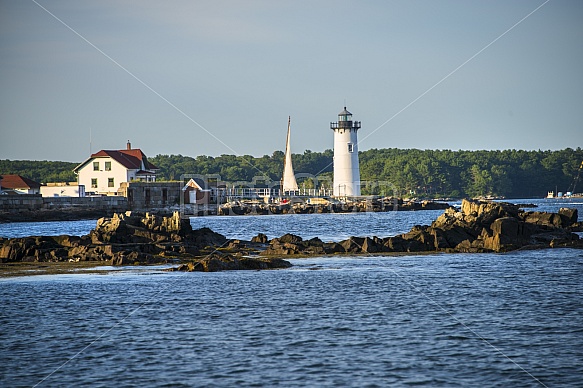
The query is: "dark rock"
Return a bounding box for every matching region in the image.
[172,254,292,272]
[50,235,84,247]
[0,236,65,262]
[559,208,578,227]
[427,228,452,250]
[400,226,435,251]
[461,199,520,220]
[261,234,332,256]
[262,241,304,256]
[199,255,241,272]
[361,237,383,253]
[323,242,345,254]
[240,257,292,270]
[340,237,365,253]
[516,203,538,208]
[111,251,158,266]
[262,233,311,256]
[522,212,564,228]
[382,236,430,252]
[226,240,245,249]
[275,233,303,244]
[531,229,578,245]
[307,237,324,246]
[187,227,227,247]
[251,233,268,244]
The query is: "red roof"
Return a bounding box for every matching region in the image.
[74,148,158,172]
[0,174,41,189]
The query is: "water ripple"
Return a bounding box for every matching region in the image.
[1,250,582,386]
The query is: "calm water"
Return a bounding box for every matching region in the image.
[1,199,583,387]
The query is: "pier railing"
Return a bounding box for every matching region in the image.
[225,187,333,200]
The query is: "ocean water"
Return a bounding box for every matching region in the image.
[1,199,583,387]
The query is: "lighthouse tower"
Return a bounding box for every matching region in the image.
[331,107,361,197]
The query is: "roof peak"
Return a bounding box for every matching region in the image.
[339,106,352,116]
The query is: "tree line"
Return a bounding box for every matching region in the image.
[2,147,582,198]
[0,160,77,184]
[358,148,583,198]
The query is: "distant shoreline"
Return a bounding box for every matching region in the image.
[0,200,451,224]
[0,209,113,224]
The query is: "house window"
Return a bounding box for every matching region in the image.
[108,178,114,187]
[347,143,354,153]
[91,178,97,188]
[93,161,99,171]
[105,161,111,171]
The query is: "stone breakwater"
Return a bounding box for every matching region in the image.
[1,200,581,273]
[218,198,450,216]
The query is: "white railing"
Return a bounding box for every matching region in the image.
[225,188,333,199]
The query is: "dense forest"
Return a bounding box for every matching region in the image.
[0,160,77,184]
[2,147,582,198]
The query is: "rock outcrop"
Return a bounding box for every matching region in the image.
[260,199,581,256]
[417,200,580,252]
[169,253,292,272]
[262,234,344,255]
[0,211,228,265]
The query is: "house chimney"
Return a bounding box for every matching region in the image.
[127,140,131,150]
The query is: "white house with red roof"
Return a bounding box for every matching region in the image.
[0,174,41,194]
[73,141,158,196]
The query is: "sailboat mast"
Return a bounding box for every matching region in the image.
[284,117,289,189]
[282,116,299,193]
[284,116,291,180]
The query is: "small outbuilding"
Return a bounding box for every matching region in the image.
[0,174,41,194]
[183,178,212,205]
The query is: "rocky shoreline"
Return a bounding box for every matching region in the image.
[258,200,581,255]
[1,199,581,275]
[218,198,450,216]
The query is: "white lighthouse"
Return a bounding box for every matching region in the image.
[331,107,361,197]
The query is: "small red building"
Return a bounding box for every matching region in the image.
[0,174,41,194]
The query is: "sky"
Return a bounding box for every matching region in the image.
[1,0,582,162]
